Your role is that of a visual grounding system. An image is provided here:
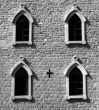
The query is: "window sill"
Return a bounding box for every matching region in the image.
[64,95,87,100]
[66,41,86,44]
[11,95,32,100]
[12,41,32,45]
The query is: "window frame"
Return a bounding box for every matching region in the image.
[64,6,86,44]
[63,56,88,100]
[12,8,33,45]
[11,61,32,100]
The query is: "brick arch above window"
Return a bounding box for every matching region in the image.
[64,6,86,44]
[12,6,33,45]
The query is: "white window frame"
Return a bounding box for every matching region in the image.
[10,60,32,100]
[64,6,86,44]
[12,6,33,45]
[63,56,88,100]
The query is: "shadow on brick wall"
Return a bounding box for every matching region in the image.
[67,98,91,103]
[67,43,90,49]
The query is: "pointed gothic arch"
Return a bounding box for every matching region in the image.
[64,6,86,23]
[64,56,88,99]
[64,6,86,44]
[12,10,33,24]
[64,61,87,76]
[12,8,33,45]
[11,61,32,77]
[11,61,32,100]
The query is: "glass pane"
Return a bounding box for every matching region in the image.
[16,15,29,41]
[15,67,28,96]
[16,30,23,41]
[69,14,82,41]
[76,35,82,41]
[69,67,83,95]
[23,35,29,41]
[24,30,29,36]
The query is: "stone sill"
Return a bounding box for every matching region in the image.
[64,95,87,100]
[12,41,32,45]
[11,95,32,100]
[66,41,86,44]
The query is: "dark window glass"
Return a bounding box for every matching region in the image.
[15,67,28,96]
[69,14,82,41]
[16,15,29,41]
[69,67,83,95]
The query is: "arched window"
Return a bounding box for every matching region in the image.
[15,67,28,96]
[64,56,88,99]
[69,67,83,96]
[12,8,33,45]
[11,61,32,100]
[16,15,29,42]
[69,14,82,41]
[64,6,86,44]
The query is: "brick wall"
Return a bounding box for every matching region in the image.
[0,0,99,109]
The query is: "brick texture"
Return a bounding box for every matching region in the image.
[0,0,99,109]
